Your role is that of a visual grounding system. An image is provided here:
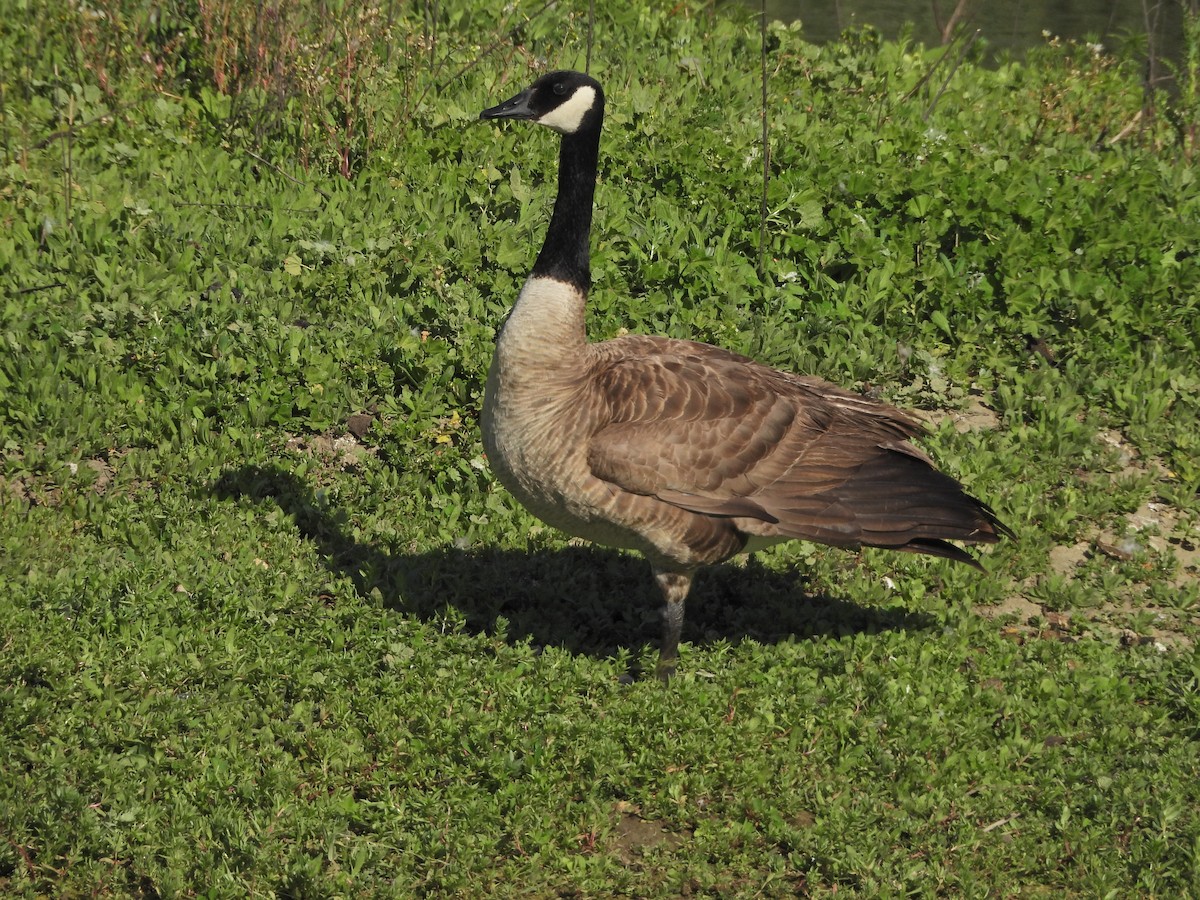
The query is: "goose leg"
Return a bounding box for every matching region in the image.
[653,570,693,681]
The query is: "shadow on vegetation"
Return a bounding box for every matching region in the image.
[211,465,935,664]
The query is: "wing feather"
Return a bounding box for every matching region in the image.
[585,335,1006,554]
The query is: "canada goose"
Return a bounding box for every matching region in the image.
[479,71,1010,678]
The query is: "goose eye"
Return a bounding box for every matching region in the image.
[552,81,568,96]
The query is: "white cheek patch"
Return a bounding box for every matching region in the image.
[538,86,597,135]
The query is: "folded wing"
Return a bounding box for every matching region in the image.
[587,336,1007,564]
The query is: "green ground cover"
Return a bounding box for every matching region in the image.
[2,1,1199,895]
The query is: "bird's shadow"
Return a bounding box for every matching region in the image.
[210,465,935,665]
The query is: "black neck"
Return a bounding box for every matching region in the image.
[530,124,600,293]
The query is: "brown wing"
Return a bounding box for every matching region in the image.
[587,335,1007,563]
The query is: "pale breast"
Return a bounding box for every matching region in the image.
[482,348,633,543]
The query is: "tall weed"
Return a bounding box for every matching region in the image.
[194,0,405,174]
[1171,1,1200,159]
[54,0,576,175]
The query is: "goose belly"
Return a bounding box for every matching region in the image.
[482,377,643,551]
[481,356,750,568]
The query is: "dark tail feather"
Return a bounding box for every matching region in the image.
[765,446,1011,564]
[893,537,989,570]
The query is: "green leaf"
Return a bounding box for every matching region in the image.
[930,309,952,337]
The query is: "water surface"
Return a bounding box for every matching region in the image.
[755,0,1184,77]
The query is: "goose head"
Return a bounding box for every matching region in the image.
[479,70,604,135]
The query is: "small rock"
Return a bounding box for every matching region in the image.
[346,413,374,439]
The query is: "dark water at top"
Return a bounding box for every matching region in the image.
[756,1,1185,80]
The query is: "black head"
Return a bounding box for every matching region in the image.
[479,70,604,135]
